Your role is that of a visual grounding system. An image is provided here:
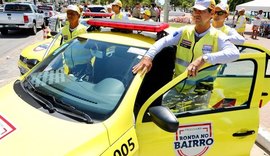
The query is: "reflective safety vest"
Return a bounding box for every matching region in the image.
[175,26,220,92]
[112,12,125,20]
[220,25,230,35]
[236,15,246,33]
[61,23,87,42]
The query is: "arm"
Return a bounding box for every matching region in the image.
[227,28,245,45]
[132,27,183,74]
[188,33,240,77]
[206,33,240,64]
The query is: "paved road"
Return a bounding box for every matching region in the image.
[0,30,43,86]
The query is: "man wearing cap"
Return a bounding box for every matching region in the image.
[142,10,154,22]
[111,0,128,20]
[212,3,245,45]
[251,10,264,39]
[132,2,143,19]
[62,5,87,42]
[235,8,246,37]
[133,0,239,92]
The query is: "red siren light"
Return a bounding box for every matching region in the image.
[87,18,169,33]
[83,12,113,18]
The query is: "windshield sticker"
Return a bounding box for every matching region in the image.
[0,114,16,140]
[127,47,147,56]
[174,122,214,156]
[33,43,50,52]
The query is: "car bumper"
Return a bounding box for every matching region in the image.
[0,23,35,29]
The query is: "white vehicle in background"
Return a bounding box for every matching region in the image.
[37,4,57,26]
[0,2,45,35]
[0,4,3,12]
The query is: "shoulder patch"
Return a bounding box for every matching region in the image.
[173,31,179,37]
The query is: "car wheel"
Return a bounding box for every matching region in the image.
[0,29,8,35]
[30,24,37,35]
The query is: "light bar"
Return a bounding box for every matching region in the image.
[83,12,113,17]
[87,18,169,33]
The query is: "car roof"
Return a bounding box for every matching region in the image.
[78,32,155,48]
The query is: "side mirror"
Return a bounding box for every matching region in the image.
[149,106,179,132]
[38,10,43,13]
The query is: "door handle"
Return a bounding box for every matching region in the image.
[232,130,255,137]
[262,92,268,96]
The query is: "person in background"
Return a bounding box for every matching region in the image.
[62,5,87,42]
[150,3,158,21]
[107,4,112,13]
[235,8,246,38]
[212,3,245,45]
[132,2,143,19]
[251,10,264,39]
[232,10,238,27]
[111,0,129,20]
[157,6,162,22]
[142,10,154,22]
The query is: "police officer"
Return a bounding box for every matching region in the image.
[111,0,129,20]
[133,0,239,82]
[212,3,245,45]
[62,5,87,42]
[235,8,246,37]
[142,10,154,22]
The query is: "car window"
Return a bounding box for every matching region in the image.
[151,60,256,117]
[237,44,270,76]
[89,7,105,12]
[5,4,32,12]
[38,5,53,11]
[22,38,145,122]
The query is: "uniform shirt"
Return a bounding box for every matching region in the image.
[145,26,239,65]
[215,25,245,45]
[144,18,154,22]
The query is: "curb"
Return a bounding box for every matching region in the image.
[257,126,270,154]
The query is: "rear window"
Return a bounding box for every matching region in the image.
[88,7,105,12]
[5,4,32,12]
[38,5,53,11]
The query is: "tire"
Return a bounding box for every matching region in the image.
[0,29,8,35]
[30,24,37,35]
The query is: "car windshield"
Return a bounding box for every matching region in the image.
[22,37,146,122]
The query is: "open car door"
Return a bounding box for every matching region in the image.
[135,52,266,156]
[237,42,270,107]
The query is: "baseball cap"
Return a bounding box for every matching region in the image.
[193,0,216,10]
[66,5,80,15]
[142,10,151,17]
[112,0,122,8]
[216,3,229,13]
[238,8,245,12]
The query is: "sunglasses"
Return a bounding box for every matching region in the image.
[215,11,227,16]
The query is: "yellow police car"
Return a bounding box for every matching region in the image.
[1,19,270,156]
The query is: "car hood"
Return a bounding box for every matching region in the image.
[20,38,60,62]
[0,82,109,156]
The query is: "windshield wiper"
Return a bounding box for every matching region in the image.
[23,78,56,113]
[23,78,93,124]
[51,97,94,124]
